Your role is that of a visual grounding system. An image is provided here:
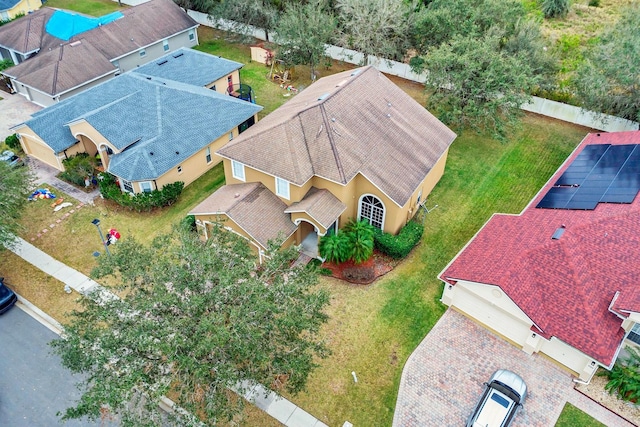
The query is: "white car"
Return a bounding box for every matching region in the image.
[466,369,527,427]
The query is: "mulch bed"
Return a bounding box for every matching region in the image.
[321,250,400,285]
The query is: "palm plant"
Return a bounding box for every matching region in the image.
[318,231,350,263]
[344,219,375,264]
[602,346,640,402]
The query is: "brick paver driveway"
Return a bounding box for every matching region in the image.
[393,309,576,427]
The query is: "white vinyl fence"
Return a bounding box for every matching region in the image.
[187,9,639,133]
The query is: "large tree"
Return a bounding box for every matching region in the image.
[410,0,551,138]
[335,0,413,64]
[574,2,640,123]
[0,159,32,249]
[51,224,330,426]
[274,0,337,80]
[208,0,280,41]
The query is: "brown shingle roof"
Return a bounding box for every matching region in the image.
[189,183,297,249]
[217,66,456,207]
[284,187,346,230]
[0,7,58,54]
[1,0,197,96]
[3,40,116,95]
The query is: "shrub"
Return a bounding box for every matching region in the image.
[601,346,640,402]
[4,133,20,150]
[98,172,184,211]
[343,219,375,264]
[59,153,97,187]
[588,0,600,6]
[374,220,424,259]
[318,231,351,263]
[542,0,570,18]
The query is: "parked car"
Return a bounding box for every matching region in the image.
[0,150,24,167]
[466,369,527,427]
[0,277,18,314]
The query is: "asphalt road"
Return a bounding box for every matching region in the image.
[0,306,109,426]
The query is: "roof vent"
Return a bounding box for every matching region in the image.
[157,60,168,66]
[150,152,154,156]
[173,52,184,58]
[552,225,566,240]
[336,79,349,87]
[69,41,81,47]
[317,93,330,101]
[350,69,362,76]
[234,192,240,198]
[175,151,179,155]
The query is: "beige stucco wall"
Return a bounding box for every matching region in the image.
[205,70,241,94]
[17,127,61,169]
[4,0,41,19]
[290,212,329,236]
[223,147,450,235]
[115,30,198,73]
[442,279,600,381]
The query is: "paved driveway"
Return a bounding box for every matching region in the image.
[0,306,107,426]
[393,309,634,427]
[0,92,41,140]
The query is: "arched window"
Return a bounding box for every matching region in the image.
[358,195,385,229]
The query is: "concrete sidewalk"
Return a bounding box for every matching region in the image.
[8,237,329,427]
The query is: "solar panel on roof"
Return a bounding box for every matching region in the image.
[536,144,640,210]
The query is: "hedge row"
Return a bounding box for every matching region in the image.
[98,173,184,212]
[374,220,424,259]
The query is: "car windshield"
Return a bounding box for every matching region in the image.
[0,284,11,298]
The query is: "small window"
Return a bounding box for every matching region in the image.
[188,30,195,41]
[163,40,169,52]
[628,323,640,345]
[140,181,153,193]
[231,160,245,181]
[177,165,182,173]
[139,49,146,57]
[209,84,216,92]
[228,132,234,141]
[416,189,422,205]
[276,177,290,200]
[205,147,211,163]
[122,179,134,193]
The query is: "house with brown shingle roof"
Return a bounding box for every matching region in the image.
[0,0,198,106]
[189,65,456,260]
[440,130,640,382]
[0,0,41,22]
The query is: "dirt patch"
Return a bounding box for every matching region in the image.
[321,251,400,285]
[575,371,640,425]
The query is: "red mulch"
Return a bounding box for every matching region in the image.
[321,250,400,285]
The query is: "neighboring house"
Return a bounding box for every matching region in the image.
[0,0,40,21]
[440,130,640,382]
[12,48,261,194]
[0,0,199,106]
[190,65,456,261]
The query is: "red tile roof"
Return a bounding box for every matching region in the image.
[441,130,640,366]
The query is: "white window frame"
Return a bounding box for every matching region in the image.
[416,189,423,205]
[122,179,134,193]
[188,30,195,41]
[139,181,153,193]
[163,39,169,52]
[231,160,245,181]
[628,323,640,345]
[358,194,385,230]
[205,147,212,163]
[177,165,182,173]
[139,49,146,57]
[228,131,234,141]
[275,177,290,200]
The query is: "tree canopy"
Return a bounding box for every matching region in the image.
[410,0,550,138]
[51,224,330,426]
[574,2,640,123]
[0,159,32,250]
[274,1,336,80]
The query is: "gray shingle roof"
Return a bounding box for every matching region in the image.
[0,0,21,12]
[22,71,262,181]
[1,0,198,96]
[189,183,297,249]
[218,66,457,207]
[284,187,346,230]
[132,48,242,87]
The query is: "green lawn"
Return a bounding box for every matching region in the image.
[1,13,598,426]
[43,0,126,16]
[555,403,606,427]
